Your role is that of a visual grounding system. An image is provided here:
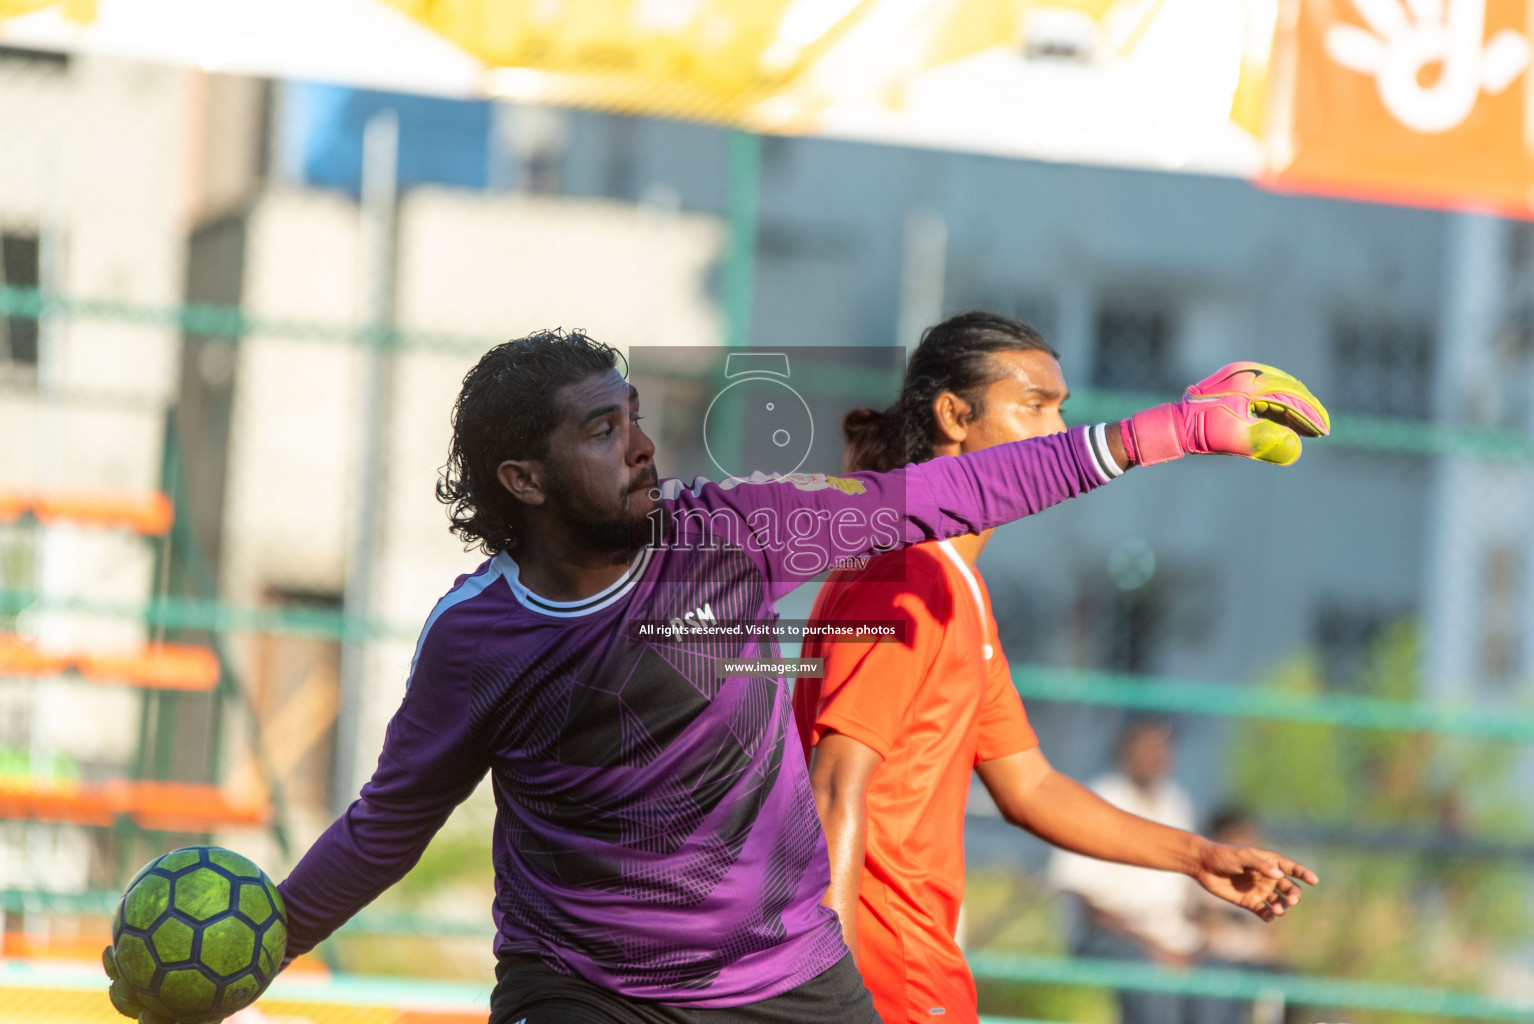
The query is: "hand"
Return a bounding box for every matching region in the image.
[103,946,178,1024]
[1121,363,1330,466]
[1190,841,1319,923]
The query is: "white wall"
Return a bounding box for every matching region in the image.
[0,52,197,892]
[216,183,724,848]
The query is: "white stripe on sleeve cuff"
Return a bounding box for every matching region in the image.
[1089,423,1124,482]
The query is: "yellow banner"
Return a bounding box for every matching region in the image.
[0,0,1257,171]
[376,0,1170,127]
[378,0,875,123]
[0,0,91,20]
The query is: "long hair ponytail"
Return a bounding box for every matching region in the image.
[842,311,1057,472]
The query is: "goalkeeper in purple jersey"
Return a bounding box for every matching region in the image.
[178,330,1321,1024]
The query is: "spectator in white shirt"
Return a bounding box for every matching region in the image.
[1049,717,1199,1024]
[1190,807,1284,1024]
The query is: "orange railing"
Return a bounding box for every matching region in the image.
[0,779,269,830]
[0,489,174,536]
[0,636,220,691]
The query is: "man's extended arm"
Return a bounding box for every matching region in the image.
[666,425,1114,599]
[807,731,883,962]
[978,748,1317,921]
[666,362,1329,598]
[276,599,493,961]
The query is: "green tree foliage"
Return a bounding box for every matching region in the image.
[1229,620,1531,998]
[314,780,497,979]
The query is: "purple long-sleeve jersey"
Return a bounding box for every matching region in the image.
[276,426,1116,1007]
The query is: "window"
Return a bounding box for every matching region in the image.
[989,555,1213,675]
[0,45,69,74]
[1495,229,1534,425]
[253,590,342,815]
[503,104,565,195]
[1009,294,1059,343]
[1099,582,1163,673]
[947,288,1059,343]
[1314,603,1396,689]
[1091,300,1178,392]
[0,233,39,366]
[1330,318,1432,420]
[1070,570,1170,674]
[1481,542,1521,690]
[1019,8,1098,60]
[1510,221,1534,276]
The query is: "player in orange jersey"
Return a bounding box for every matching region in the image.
[793,312,1324,1024]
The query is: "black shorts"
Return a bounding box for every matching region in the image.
[487,952,880,1024]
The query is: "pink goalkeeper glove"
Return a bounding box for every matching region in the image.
[1120,362,1330,467]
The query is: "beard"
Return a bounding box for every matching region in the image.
[545,464,657,564]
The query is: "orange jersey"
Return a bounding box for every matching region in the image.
[794,541,1037,1024]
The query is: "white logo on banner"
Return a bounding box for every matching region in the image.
[1324,0,1530,132]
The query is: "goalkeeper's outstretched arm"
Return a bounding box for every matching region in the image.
[275,610,491,964]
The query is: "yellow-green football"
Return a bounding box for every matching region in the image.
[111,846,287,1023]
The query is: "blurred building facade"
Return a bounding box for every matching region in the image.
[0,47,190,896]
[502,100,1519,806]
[0,54,725,895]
[1,49,1531,901]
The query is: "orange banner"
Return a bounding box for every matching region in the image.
[1265,0,1534,214]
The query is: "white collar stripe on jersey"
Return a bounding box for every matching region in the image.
[936,539,994,661]
[494,546,654,618]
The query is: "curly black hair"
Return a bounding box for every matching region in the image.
[436,328,621,554]
[842,311,1058,472]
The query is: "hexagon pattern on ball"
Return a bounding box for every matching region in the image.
[111,846,288,1024]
